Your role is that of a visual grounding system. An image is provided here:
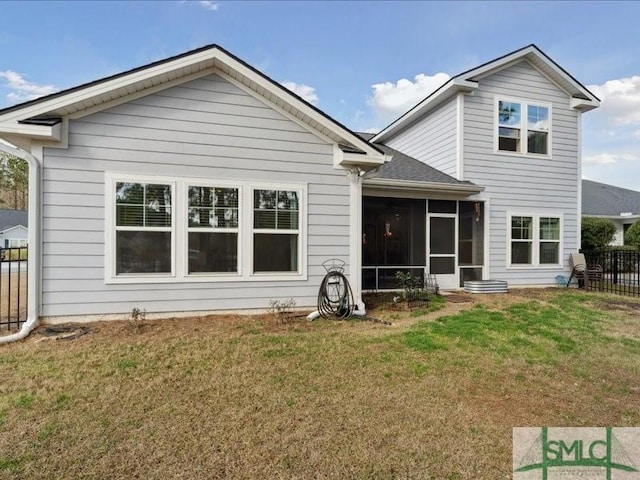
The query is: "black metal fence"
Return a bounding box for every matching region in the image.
[0,247,28,331]
[583,249,640,297]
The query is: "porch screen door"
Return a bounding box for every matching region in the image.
[428,215,457,289]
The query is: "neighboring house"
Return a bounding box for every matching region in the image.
[0,208,28,248]
[582,180,640,245]
[0,43,599,321]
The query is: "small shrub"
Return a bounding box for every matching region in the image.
[624,219,640,249]
[268,298,297,324]
[128,307,147,332]
[581,217,616,250]
[395,272,429,308]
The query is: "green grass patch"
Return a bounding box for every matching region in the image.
[116,358,138,373]
[0,456,22,474]
[13,393,36,409]
[410,294,447,317]
[400,295,614,364]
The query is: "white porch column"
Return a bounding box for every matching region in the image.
[347,168,365,310]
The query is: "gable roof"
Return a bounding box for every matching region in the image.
[0,44,385,166]
[582,180,640,217]
[0,209,28,232]
[373,44,600,143]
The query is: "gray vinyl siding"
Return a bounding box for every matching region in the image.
[41,73,349,316]
[463,60,579,285]
[385,97,458,177]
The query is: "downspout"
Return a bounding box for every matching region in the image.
[0,140,40,345]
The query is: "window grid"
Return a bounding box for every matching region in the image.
[187,186,240,275]
[497,99,550,155]
[106,175,306,282]
[508,214,562,267]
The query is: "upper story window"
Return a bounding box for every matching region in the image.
[497,100,550,155]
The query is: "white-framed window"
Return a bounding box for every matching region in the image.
[105,174,306,283]
[7,239,27,248]
[113,179,175,276]
[187,185,240,275]
[252,188,301,273]
[497,98,550,156]
[508,213,562,267]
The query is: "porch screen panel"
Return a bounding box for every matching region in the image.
[429,217,455,255]
[458,201,484,266]
[362,197,426,290]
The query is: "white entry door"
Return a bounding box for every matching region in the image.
[428,215,458,289]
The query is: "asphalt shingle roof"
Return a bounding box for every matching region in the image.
[0,209,28,232]
[356,132,476,186]
[582,180,640,216]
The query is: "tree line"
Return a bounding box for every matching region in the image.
[0,153,28,210]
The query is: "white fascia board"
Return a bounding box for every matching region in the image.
[364,177,484,195]
[0,122,61,141]
[462,46,539,80]
[466,47,599,105]
[570,97,600,112]
[0,47,384,162]
[0,50,218,124]
[372,79,477,144]
[0,224,28,235]
[338,152,390,168]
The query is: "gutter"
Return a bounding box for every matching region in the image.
[364,177,484,195]
[0,140,40,345]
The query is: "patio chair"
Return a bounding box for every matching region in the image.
[567,252,602,288]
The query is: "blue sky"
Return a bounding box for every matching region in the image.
[1,1,639,189]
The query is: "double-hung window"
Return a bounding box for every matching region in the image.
[188,186,239,274]
[497,99,550,155]
[253,189,300,273]
[538,217,560,265]
[508,214,562,267]
[114,181,174,275]
[107,175,306,282]
[510,215,533,265]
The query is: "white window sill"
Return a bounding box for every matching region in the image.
[105,273,307,284]
[506,264,563,270]
[494,150,551,160]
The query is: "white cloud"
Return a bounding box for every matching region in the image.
[281,82,318,105]
[588,76,640,126]
[0,70,57,104]
[198,0,219,11]
[368,72,450,122]
[360,127,380,134]
[583,153,640,165]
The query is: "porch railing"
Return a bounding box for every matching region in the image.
[362,265,426,291]
[0,247,28,331]
[583,249,640,297]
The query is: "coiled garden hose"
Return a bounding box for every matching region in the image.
[316,270,355,319]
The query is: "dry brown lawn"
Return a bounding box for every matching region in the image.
[0,289,639,479]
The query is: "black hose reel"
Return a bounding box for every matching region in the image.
[316,259,356,319]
